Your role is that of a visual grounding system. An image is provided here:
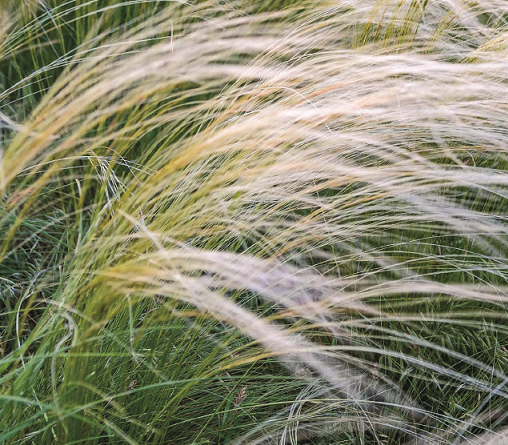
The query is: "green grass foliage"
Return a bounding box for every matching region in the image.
[1,0,508,444]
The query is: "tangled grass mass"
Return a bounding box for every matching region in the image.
[1,0,508,443]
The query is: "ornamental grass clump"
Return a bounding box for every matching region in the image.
[1,1,508,444]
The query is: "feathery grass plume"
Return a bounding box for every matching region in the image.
[1,0,508,444]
